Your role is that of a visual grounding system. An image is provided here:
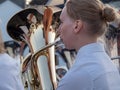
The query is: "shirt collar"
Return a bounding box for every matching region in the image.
[77,42,105,56]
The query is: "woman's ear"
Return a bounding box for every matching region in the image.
[73,20,83,33]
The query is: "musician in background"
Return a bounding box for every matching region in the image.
[57,0,120,90]
[0,29,24,90]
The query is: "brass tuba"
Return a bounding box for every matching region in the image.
[7,7,64,90]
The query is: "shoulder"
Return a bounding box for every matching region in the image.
[0,53,18,71]
[57,68,93,90]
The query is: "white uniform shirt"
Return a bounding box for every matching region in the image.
[0,53,24,90]
[57,43,120,90]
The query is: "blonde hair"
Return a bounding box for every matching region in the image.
[0,29,5,53]
[66,0,120,36]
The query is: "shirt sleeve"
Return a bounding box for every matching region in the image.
[56,69,93,90]
[0,68,24,90]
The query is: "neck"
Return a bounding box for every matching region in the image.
[75,35,97,51]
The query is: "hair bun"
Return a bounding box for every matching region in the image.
[101,5,116,22]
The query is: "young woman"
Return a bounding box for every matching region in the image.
[0,29,24,90]
[57,0,120,90]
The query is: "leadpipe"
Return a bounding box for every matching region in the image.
[32,37,61,57]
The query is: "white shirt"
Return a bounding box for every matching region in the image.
[0,53,24,90]
[57,43,120,90]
